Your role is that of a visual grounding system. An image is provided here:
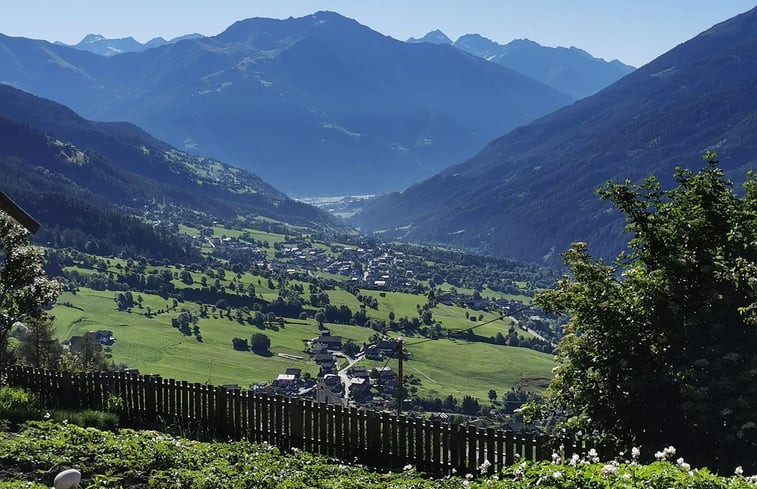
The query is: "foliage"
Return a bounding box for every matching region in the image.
[1,421,756,488]
[15,319,62,369]
[48,409,119,431]
[0,211,61,361]
[535,158,757,470]
[494,458,757,489]
[0,421,463,488]
[251,332,271,353]
[0,386,40,425]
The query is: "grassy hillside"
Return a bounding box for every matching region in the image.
[51,286,552,400]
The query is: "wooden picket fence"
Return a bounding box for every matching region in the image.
[1,366,556,474]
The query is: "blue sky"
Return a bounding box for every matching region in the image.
[3,1,755,66]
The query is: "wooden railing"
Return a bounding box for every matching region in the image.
[1,366,553,474]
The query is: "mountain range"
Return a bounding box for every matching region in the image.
[355,6,757,264]
[0,83,335,258]
[0,11,573,196]
[54,33,203,57]
[408,31,634,99]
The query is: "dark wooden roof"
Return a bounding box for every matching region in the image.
[0,192,39,234]
[317,335,342,344]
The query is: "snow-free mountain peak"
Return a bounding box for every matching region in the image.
[407,30,453,45]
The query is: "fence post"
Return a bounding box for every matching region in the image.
[290,397,303,450]
[380,411,391,462]
[215,387,226,438]
[61,371,74,409]
[432,419,442,473]
[367,409,380,461]
[398,414,407,465]
[525,433,535,461]
[486,427,496,473]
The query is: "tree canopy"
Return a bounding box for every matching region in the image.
[0,210,61,362]
[535,156,757,470]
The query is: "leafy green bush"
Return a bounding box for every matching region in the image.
[0,386,41,425]
[50,409,119,431]
[1,422,755,488]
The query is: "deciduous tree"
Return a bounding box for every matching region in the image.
[535,156,757,469]
[0,212,60,363]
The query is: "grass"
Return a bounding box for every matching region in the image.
[52,288,319,386]
[364,339,552,401]
[50,287,554,399]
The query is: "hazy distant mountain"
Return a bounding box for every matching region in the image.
[409,31,634,99]
[54,33,203,56]
[0,12,572,195]
[0,83,335,240]
[355,7,757,264]
[407,29,452,45]
[454,34,634,99]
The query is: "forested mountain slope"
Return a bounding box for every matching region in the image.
[356,7,757,264]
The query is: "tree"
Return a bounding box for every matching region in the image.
[461,395,480,415]
[180,270,194,284]
[18,319,62,369]
[69,335,109,372]
[488,389,498,403]
[343,339,360,357]
[0,212,60,362]
[250,333,271,353]
[535,157,757,469]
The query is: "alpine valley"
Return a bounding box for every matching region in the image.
[0,12,574,195]
[3,6,757,485]
[355,7,757,264]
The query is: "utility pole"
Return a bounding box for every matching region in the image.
[396,337,403,414]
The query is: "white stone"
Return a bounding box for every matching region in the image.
[53,469,81,489]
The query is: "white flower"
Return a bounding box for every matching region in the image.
[676,458,690,470]
[569,454,580,466]
[655,450,665,461]
[462,481,470,489]
[465,473,474,480]
[479,459,491,475]
[631,447,640,459]
[551,452,560,464]
[664,446,676,457]
[403,464,413,472]
[623,473,632,480]
[552,471,563,480]
[735,466,744,476]
[587,448,599,462]
[601,464,618,476]
[43,412,50,420]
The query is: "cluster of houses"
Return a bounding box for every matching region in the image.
[63,329,115,349]
[197,231,420,292]
[261,332,400,408]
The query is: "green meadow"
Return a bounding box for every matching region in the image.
[51,286,553,402]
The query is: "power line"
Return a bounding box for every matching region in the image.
[404,303,534,347]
